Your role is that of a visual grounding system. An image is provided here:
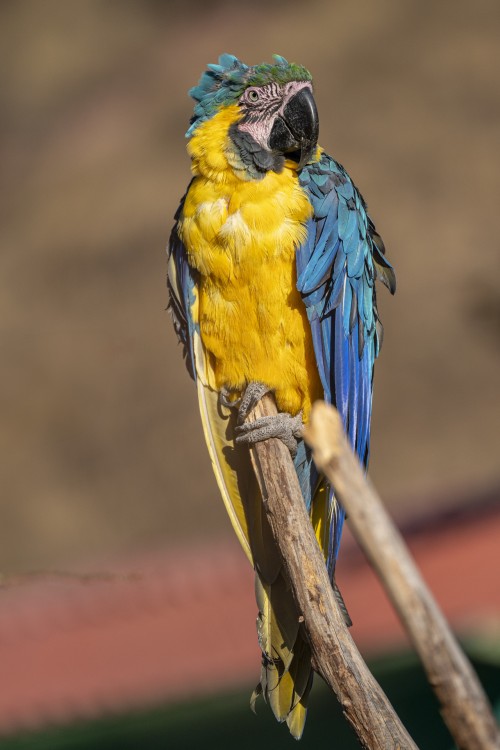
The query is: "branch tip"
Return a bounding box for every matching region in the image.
[303,401,343,468]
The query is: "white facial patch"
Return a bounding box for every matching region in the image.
[237,81,313,150]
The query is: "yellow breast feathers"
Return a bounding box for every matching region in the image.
[179,106,322,419]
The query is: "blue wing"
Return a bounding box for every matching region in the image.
[296,152,396,577]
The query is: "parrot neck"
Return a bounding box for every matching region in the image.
[187,105,300,182]
[187,105,245,182]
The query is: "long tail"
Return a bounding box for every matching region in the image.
[195,369,313,737]
[252,573,313,738]
[248,483,313,739]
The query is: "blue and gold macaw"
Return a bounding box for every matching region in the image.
[167,54,395,738]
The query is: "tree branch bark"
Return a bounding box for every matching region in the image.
[303,400,500,750]
[247,394,419,749]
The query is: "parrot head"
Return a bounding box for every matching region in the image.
[187,54,319,174]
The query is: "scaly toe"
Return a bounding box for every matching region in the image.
[235,411,304,457]
[237,381,273,425]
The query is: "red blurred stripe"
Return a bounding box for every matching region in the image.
[0,506,499,733]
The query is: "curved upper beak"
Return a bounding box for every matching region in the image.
[269,87,319,169]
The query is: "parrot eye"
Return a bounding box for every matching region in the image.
[247,89,260,102]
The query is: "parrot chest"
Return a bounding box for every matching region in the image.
[179,169,322,418]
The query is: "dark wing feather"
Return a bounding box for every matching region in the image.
[167,189,198,380]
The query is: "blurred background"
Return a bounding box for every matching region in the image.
[1,0,499,747]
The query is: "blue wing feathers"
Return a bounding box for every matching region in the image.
[297,152,395,577]
[311,170,329,188]
[342,277,352,335]
[347,240,365,279]
[337,199,350,238]
[310,318,326,385]
[342,209,358,248]
[297,235,339,294]
[335,179,354,201]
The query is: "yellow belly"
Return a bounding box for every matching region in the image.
[179,108,323,419]
[198,252,321,419]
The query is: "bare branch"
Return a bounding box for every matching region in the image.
[247,394,419,749]
[303,400,500,750]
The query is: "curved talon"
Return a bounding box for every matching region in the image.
[235,412,303,458]
[237,381,273,424]
[218,386,241,411]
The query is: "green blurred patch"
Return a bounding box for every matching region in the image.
[4,650,500,750]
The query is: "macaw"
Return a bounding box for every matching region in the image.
[167,54,395,739]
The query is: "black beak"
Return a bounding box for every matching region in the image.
[269,87,319,169]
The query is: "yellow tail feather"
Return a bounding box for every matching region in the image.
[194,332,318,738]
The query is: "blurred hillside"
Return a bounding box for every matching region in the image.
[1,0,499,572]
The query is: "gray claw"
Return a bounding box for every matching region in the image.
[235,412,303,458]
[218,386,241,411]
[237,381,273,425]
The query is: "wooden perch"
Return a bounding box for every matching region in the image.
[303,400,500,750]
[247,394,419,750]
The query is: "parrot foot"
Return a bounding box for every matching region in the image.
[218,386,241,411]
[235,411,303,458]
[237,381,273,424]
